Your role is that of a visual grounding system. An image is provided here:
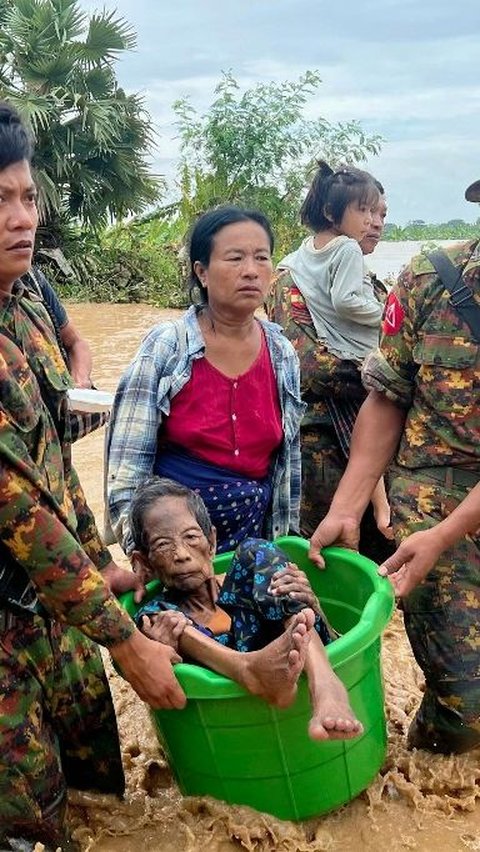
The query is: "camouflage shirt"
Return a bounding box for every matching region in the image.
[362,239,480,469]
[0,282,134,646]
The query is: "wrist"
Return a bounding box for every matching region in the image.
[330,475,378,523]
[434,518,463,554]
[72,373,93,388]
[328,497,363,526]
[110,627,145,661]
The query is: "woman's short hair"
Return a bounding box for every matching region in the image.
[130,476,213,552]
[188,205,274,304]
[300,161,381,233]
[0,101,33,171]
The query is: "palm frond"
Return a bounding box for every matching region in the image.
[82,66,115,99]
[32,167,63,224]
[0,0,158,243]
[19,51,76,89]
[82,11,136,65]
[6,91,55,134]
[49,0,86,42]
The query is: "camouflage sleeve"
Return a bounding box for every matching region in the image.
[266,270,365,401]
[67,465,112,569]
[362,264,418,407]
[0,418,134,648]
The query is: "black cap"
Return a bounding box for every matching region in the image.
[465,179,480,202]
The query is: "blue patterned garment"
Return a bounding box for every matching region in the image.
[135,538,333,650]
[153,446,272,553]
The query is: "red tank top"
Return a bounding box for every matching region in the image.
[162,331,283,478]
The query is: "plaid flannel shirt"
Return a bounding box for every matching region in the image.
[107,306,305,553]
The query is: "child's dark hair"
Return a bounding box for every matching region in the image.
[188,205,274,305]
[130,476,213,552]
[300,161,381,233]
[0,101,33,171]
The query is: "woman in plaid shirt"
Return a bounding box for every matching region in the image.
[108,206,305,556]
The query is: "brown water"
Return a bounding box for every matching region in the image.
[67,303,480,852]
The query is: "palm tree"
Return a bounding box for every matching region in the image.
[0,0,161,245]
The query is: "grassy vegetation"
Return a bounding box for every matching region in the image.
[41,214,189,307]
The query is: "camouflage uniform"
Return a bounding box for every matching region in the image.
[0,283,135,845]
[266,269,394,563]
[363,239,480,753]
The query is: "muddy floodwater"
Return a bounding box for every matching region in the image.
[67,302,480,852]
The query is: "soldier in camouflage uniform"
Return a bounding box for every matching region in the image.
[266,191,394,563]
[309,185,480,754]
[0,103,185,850]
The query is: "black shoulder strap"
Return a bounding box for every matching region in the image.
[428,250,480,343]
[23,268,71,368]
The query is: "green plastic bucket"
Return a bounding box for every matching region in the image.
[120,536,394,821]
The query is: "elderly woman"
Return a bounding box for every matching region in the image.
[130,477,363,741]
[108,206,305,554]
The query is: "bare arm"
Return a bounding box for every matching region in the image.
[60,320,93,388]
[309,391,406,565]
[379,482,480,596]
[370,476,394,540]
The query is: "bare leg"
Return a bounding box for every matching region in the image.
[304,632,363,741]
[179,609,316,708]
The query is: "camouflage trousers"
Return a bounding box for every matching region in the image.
[390,468,480,754]
[300,425,395,564]
[0,610,124,846]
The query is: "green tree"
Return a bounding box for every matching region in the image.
[0,0,161,244]
[172,70,383,254]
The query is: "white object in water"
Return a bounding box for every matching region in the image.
[67,388,114,414]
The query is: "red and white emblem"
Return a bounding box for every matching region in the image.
[382,292,405,336]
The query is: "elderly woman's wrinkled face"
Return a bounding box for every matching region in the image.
[194,221,273,314]
[0,160,38,294]
[137,496,216,592]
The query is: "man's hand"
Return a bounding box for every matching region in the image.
[373,500,395,541]
[377,528,443,597]
[101,560,146,604]
[110,629,186,710]
[308,512,360,568]
[71,370,93,389]
[269,562,320,613]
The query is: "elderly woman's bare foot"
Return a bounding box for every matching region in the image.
[239,608,315,708]
[308,675,363,740]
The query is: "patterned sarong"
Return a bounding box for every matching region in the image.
[154,445,272,553]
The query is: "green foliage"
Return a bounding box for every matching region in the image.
[172,70,383,255]
[0,0,161,245]
[383,220,480,241]
[42,215,188,306]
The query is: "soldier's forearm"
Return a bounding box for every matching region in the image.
[0,474,133,644]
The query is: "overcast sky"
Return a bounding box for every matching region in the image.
[80,0,480,225]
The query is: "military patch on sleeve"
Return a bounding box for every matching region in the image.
[382,292,405,336]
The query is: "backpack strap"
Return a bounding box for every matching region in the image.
[428,250,480,343]
[24,268,71,367]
